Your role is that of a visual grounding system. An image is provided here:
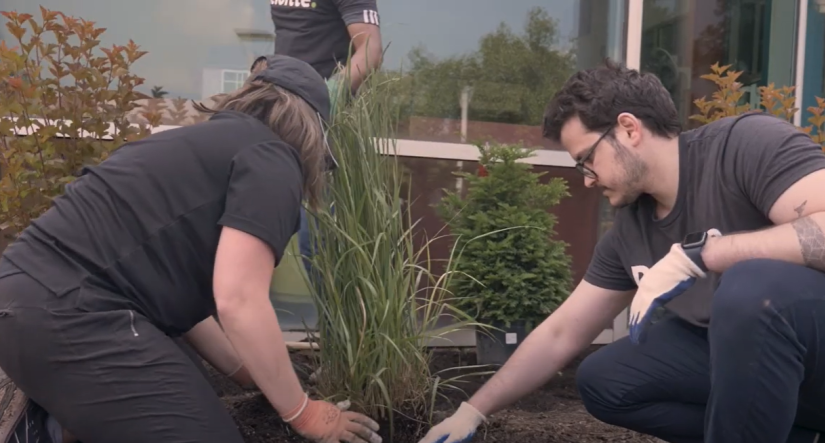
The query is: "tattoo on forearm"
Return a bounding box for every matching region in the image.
[795,200,808,218]
[791,216,825,270]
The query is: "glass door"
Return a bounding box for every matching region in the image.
[640,0,798,128]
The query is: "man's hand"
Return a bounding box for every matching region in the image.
[628,229,721,344]
[417,402,486,443]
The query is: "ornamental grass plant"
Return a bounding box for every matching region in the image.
[302,67,487,439]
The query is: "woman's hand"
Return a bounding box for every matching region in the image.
[213,226,378,442]
[284,395,382,443]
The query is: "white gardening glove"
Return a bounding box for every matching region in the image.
[417,402,486,443]
[628,229,721,344]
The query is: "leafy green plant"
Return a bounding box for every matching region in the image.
[303,62,487,439]
[436,143,573,329]
[691,62,825,149]
[0,7,160,235]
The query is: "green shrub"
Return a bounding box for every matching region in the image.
[0,7,159,235]
[437,143,573,329]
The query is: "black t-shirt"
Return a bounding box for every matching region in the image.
[271,0,380,79]
[583,113,825,326]
[3,111,304,336]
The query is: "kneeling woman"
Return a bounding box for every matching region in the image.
[0,55,380,443]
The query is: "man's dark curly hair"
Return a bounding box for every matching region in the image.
[542,59,681,143]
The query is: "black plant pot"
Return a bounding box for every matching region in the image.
[475,320,529,366]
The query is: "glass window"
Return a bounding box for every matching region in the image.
[641,0,799,128]
[220,70,250,94]
[375,0,627,278]
[0,0,275,101]
[1,1,627,141]
[802,1,825,125]
[0,2,628,211]
[1,1,627,327]
[388,1,628,149]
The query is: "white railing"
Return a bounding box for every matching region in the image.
[152,124,577,167]
[6,119,576,167]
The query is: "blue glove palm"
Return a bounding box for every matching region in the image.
[628,229,720,344]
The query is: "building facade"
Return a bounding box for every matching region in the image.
[1,0,822,343]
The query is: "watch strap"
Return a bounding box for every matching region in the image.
[681,229,722,273]
[682,243,708,273]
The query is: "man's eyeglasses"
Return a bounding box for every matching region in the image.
[575,126,613,179]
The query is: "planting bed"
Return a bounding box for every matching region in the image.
[209,345,660,443]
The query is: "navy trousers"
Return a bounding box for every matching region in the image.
[577,259,825,443]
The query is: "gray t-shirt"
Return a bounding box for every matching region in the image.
[585,113,825,327]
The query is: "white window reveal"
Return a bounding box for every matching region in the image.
[221,70,249,93]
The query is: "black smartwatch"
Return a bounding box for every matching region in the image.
[681,231,710,272]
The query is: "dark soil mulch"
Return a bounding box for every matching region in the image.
[208,345,660,443]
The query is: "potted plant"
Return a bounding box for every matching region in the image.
[437,142,573,366]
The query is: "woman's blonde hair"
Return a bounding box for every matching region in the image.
[195,80,328,209]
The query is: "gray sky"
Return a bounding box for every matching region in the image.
[0,0,581,98]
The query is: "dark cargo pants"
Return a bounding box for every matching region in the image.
[576,259,825,443]
[0,259,245,443]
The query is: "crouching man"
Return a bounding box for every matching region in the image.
[418,61,825,443]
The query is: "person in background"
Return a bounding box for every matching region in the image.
[0,54,380,443]
[271,0,383,104]
[270,0,384,284]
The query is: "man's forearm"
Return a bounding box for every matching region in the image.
[467,322,583,416]
[343,52,375,92]
[342,36,382,92]
[702,212,825,273]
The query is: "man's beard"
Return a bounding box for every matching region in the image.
[607,138,647,208]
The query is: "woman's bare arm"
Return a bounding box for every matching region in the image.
[212,226,305,416]
[183,316,254,388]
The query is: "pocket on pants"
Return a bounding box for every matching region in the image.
[0,258,26,281]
